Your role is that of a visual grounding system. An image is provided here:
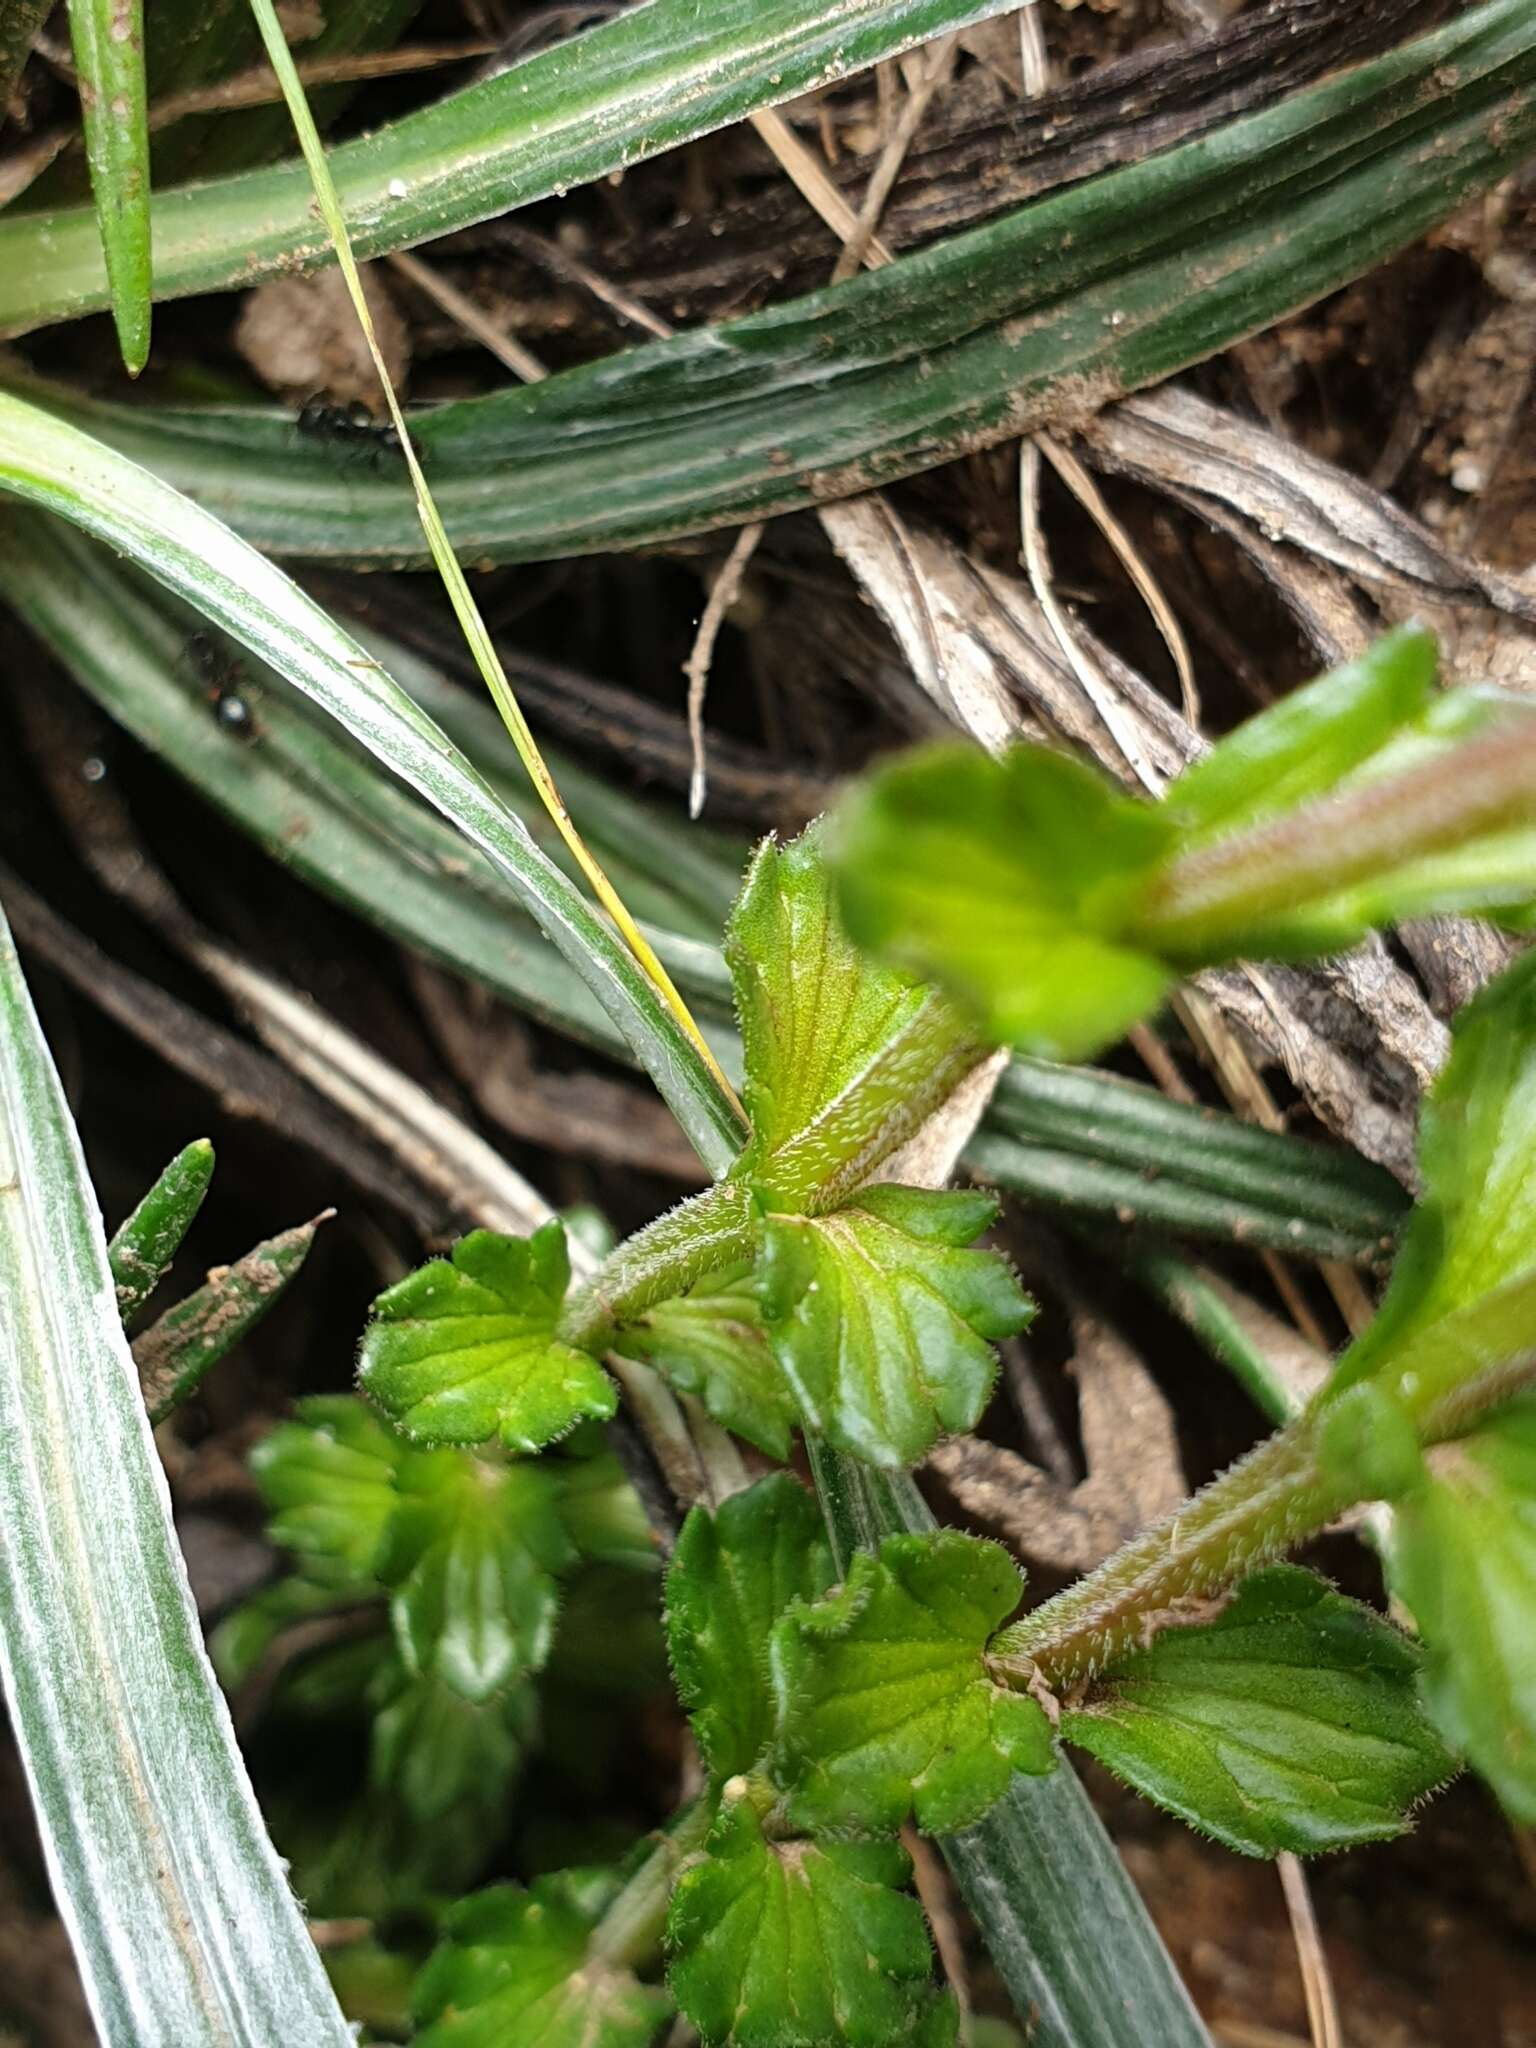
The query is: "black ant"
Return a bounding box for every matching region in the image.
[184,630,261,742]
[295,395,403,467]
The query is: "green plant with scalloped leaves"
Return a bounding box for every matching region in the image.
[224,627,1536,2046]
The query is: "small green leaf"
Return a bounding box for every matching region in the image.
[209,1573,356,1693]
[1164,627,1438,841]
[617,1262,793,1459]
[106,1136,214,1321]
[414,1870,673,2048]
[832,745,1176,1060]
[1390,1399,1536,1820]
[135,1212,325,1423]
[359,1222,617,1451]
[668,1790,936,2048]
[556,1448,660,1570]
[381,1452,573,1703]
[757,1185,1032,1468]
[368,1662,532,1829]
[774,1530,1050,1835]
[832,639,1536,1061]
[251,1394,403,1589]
[667,1474,833,1781]
[1331,949,1536,1403]
[727,826,926,1160]
[1060,1566,1454,1857]
[723,822,982,1209]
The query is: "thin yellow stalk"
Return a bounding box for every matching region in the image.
[246,0,746,1124]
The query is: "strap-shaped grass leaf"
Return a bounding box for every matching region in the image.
[832,747,1177,1060]
[668,1790,940,2048]
[0,392,745,1177]
[727,826,962,1195]
[415,1870,673,2048]
[775,1530,1051,1835]
[1390,1399,1536,1821]
[66,0,151,372]
[616,1263,794,1460]
[0,902,351,2042]
[251,1393,404,1589]
[758,1185,1032,1468]
[667,1473,832,1780]
[1333,949,1536,1403]
[22,3,1536,568]
[135,1211,323,1423]
[359,1223,617,1451]
[0,0,1032,332]
[1059,1566,1454,1858]
[106,1135,213,1321]
[382,1451,573,1702]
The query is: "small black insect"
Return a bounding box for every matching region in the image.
[184,630,261,742]
[296,395,402,465]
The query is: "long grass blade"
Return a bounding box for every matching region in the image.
[0,0,1035,335]
[0,901,351,2044]
[0,393,745,1174]
[65,0,152,371]
[245,0,743,1119]
[17,0,1536,563]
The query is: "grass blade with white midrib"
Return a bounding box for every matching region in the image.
[0,902,352,2045]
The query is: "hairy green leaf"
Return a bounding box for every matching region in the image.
[668,1790,938,2048]
[728,828,921,1152]
[758,1185,1032,1468]
[834,656,1536,1060]
[359,1223,616,1451]
[382,1452,573,1702]
[368,1661,532,1828]
[775,1531,1051,1835]
[106,1136,214,1322]
[728,828,923,1152]
[725,823,982,1208]
[1391,1400,1536,1820]
[832,746,1176,1060]
[250,1393,403,1589]
[556,1448,660,1571]
[1061,1567,1453,1857]
[1333,950,1536,1404]
[617,1263,793,1460]
[668,1474,833,1781]
[415,1870,672,2048]
[809,1455,1214,2048]
[135,1212,324,1423]
[1164,627,1439,841]
[209,1573,360,1693]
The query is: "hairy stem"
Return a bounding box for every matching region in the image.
[559,1179,759,1353]
[1139,716,1536,960]
[587,1797,713,1972]
[993,1416,1352,1687]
